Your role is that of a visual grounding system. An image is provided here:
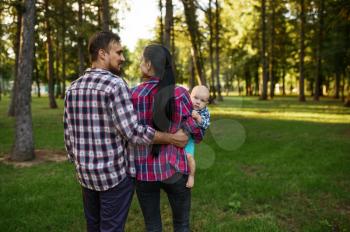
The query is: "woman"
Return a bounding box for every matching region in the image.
[128,44,204,231]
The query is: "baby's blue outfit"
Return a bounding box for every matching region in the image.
[185,107,210,156]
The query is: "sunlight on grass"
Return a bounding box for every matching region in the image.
[210,108,350,123]
[209,96,350,124]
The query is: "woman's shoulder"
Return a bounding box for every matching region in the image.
[131,81,157,95]
[174,85,190,98]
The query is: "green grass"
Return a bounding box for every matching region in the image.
[0,95,350,231]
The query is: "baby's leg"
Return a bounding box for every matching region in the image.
[186,154,196,188]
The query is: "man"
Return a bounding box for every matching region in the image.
[63,31,188,232]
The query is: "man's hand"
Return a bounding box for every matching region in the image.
[192,111,202,124]
[171,129,189,148]
[153,129,188,147]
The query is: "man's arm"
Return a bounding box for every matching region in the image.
[63,94,74,162]
[109,82,156,145]
[153,129,188,148]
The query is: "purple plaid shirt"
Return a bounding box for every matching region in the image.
[63,68,155,191]
[128,77,204,181]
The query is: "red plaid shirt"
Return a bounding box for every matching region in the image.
[128,78,204,181]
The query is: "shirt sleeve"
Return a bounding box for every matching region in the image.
[198,108,210,130]
[178,90,204,144]
[63,94,74,163]
[108,82,155,145]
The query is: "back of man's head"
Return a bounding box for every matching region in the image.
[88,31,121,62]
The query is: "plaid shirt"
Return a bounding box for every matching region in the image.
[128,78,204,181]
[196,107,210,130]
[63,68,155,191]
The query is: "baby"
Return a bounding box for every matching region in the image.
[185,85,211,188]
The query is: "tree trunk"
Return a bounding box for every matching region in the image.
[60,0,66,99]
[299,0,306,101]
[45,0,57,108]
[269,0,276,98]
[11,0,36,161]
[189,53,195,91]
[314,0,324,101]
[345,80,350,107]
[260,0,268,100]
[245,64,252,96]
[164,0,173,49]
[341,73,345,102]
[0,75,2,101]
[238,77,241,96]
[181,0,207,86]
[78,0,85,75]
[254,61,260,96]
[282,67,286,96]
[8,3,23,117]
[158,0,164,44]
[101,0,110,31]
[208,0,216,99]
[215,0,222,100]
[34,57,41,98]
[335,71,340,99]
[55,34,61,98]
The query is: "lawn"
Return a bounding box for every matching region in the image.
[0,96,349,231]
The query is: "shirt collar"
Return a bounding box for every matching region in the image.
[197,106,208,113]
[85,68,117,77]
[144,76,160,84]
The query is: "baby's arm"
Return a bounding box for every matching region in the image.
[192,110,202,124]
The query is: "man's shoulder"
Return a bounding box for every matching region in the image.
[67,71,126,94]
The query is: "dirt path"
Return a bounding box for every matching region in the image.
[0,149,67,167]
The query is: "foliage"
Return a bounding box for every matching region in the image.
[1,0,349,99]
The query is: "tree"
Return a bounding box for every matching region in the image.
[8,1,23,116]
[314,0,325,101]
[77,0,85,75]
[181,0,207,86]
[101,0,110,31]
[208,0,216,99]
[158,0,164,44]
[215,0,222,100]
[260,0,268,100]
[60,0,67,99]
[11,0,36,161]
[164,0,173,49]
[44,0,57,108]
[299,0,306,101]
[269,0,276,98]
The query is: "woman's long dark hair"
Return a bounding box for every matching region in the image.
[143,45,176,157]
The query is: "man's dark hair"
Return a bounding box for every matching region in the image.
[88,31,121,62]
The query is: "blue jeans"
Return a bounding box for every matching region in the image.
[136,174,191,232]
[81,176,135,232]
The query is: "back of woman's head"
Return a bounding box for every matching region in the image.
[143,45,176,157]
[143,45,166,77]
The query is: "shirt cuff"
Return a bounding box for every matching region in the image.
[145,126,156,144]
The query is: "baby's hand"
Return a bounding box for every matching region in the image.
[192,111,202,124]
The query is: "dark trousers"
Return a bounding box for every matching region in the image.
[81,176,134,232]
[136,174,191,232]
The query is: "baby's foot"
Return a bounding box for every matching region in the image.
[186,175,194,188]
